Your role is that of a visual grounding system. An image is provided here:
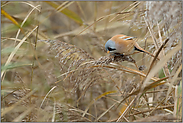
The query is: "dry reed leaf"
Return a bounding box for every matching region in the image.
[116,98,135,122]
[174,82,182,119]
[96,102,117,121]
[51,98,56,122]
[1,89,37,117]
[82,90,117,117]
[12,106,35,122]
[133,114,179,122]
[1,9,20,28]
[114,76,168,112]
[14,4,40,43]
[141,43,181,92]
[21,1,41,11]
[45,1,83,25]
[40,86,57,108]
[1,37,34,45]
[1,26,38,79]
[165,64,182,103]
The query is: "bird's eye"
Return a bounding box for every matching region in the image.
[108,47,116,51]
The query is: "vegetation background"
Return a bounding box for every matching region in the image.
[1,1,182,122]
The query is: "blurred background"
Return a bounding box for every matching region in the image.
[1,1,182,122]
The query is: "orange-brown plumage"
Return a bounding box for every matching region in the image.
[110,35,135,55]
[105,34,157,58]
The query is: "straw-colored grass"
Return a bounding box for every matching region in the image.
[1,1,182,122]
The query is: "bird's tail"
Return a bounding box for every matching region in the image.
[134,43,159,60]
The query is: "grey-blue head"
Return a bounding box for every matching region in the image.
[105,40,117,54]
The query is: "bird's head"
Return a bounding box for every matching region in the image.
[105,39,117,54]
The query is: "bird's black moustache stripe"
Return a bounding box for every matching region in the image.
[108,47,116,51]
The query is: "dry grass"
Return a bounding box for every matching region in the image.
[1,1,182,122]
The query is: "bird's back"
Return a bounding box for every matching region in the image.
[111,34,135,55]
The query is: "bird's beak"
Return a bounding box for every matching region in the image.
[107,51,110,54]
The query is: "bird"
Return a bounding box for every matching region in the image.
[105,34,157,59]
